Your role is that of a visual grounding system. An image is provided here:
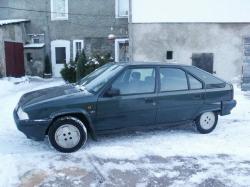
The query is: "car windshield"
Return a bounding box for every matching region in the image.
[77,63,123,93]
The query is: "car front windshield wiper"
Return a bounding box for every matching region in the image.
[75,84,95,94]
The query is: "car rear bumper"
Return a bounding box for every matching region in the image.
[221,100,237,116]
[13,109,51,141]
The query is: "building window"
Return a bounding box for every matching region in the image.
[73,40,84,61]
[26,53,33,62]
[28,34,45,44]
[51,0,68,20]
[32,38,40,44]
[115,39,129,62]
[116,0,129,18]
[166,51,173,60]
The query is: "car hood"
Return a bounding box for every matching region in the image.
[18,84,88,108]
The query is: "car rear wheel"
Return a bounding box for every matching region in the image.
[195,112,218,134]
[48,116,87,153]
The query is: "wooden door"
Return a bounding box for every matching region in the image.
[5,41,25,77]
[192,53,214,74]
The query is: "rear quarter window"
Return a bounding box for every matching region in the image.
[185,66,226,89]
[187,74,203,89]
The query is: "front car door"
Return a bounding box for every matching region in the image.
[95,66,158,131]
[156,67,205,124]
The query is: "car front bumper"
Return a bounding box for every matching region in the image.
[221,100,237,116]
[13,109,51,141]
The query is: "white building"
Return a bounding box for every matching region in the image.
[129,0,250,85]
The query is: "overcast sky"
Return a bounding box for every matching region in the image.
[132,0,250,23]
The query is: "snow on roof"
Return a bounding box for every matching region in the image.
[0,19,29,26]
[24,43,45,49]
[132,0,250,23]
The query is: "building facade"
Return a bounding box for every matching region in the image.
[130,0,250,86]
[0,20,29,77]
[0,0,129,77]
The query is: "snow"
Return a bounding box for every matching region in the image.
[24,43,45,48]
[0,19,29,26]
[0,77,250,186]
[132,0,250,23]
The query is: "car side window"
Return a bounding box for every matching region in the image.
[187,74,203,90]
[111,68,156,95]
[160,68,188,92]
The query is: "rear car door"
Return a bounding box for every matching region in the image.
[95,67,158,131]
[156,67,205,124]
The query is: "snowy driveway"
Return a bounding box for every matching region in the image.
[0,77,250,187]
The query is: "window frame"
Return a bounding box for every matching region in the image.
[115,0,129,18]
[185,66,224,89]
[32,37,40,44]
[51,0,69,21]
[166,51,174,60]
[186,73,204,90]
[115,38,129,62]
[105,66,157,97]
[73,40,84,60]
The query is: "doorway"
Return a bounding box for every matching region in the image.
[4,41,25,77]
[115,38,129,62]
[51,40,70,77]
[192,53,214,74]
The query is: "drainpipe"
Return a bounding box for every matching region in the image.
[128,0,133,63]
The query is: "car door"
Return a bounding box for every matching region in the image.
[95,67,158,131]
[156,67,205,124]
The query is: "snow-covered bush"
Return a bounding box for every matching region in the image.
[60,50,112,83]
[60,61,77,83]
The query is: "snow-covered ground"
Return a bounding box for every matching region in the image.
[0,77,250,187]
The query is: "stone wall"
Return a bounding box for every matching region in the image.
[130,23,250,81]
[0,23,26,77]
[24,48,45,77]
[5,0,128,59]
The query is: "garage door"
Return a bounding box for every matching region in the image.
[5,41,25,77]
[192,53,214,74]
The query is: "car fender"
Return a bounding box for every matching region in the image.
[49,108,97,141]
[194,102,221,119]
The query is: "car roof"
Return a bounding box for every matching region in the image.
[116,61,191,67]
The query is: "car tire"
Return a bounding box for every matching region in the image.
[48,116,87,153]
[195,112,218,134]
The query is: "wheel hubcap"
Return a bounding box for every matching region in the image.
[200,112,216,130]
[55,124,81,149]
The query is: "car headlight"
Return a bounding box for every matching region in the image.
[17,107,29,120]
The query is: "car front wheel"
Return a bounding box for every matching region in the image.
[48,116,87,153]
[195,112,218,134]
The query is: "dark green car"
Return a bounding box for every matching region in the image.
[14,63,236,153]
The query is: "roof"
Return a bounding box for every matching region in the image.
[132,0,250,23]
[0,19,30,26]
[118,61,190,67]
[24,43,45,49]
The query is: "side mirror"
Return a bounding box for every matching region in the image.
[105,88,120,97]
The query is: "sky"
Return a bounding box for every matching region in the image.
[132,0,250,23]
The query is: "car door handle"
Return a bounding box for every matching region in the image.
[144,98,157,106]
[193,94,202,99]
[144,98,154,103]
